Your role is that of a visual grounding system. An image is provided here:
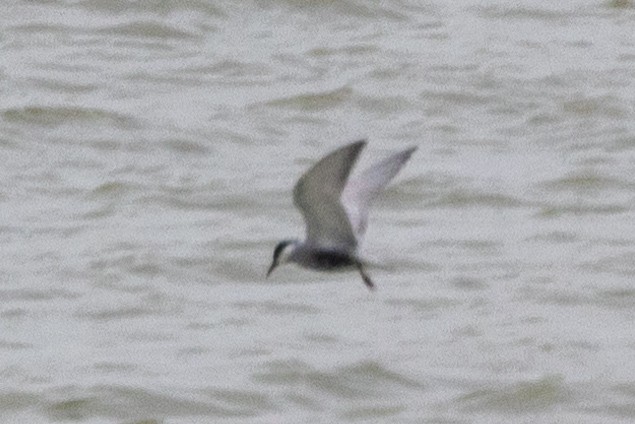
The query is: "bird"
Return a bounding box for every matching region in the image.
[266,140,416,290]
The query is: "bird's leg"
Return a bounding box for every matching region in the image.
[355,262,375,291]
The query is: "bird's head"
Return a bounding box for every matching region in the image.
[266,239,297,277]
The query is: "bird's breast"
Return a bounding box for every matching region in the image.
[310,250,356,271]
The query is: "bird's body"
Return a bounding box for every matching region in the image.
[267,140,416,290]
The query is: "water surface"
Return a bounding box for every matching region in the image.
[2,0,635,422]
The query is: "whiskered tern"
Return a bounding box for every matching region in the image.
[267,140,416,290]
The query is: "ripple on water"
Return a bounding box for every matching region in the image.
[252,359,424,402]
[385,296,461,316]
[455,375,569,413]
[608,383,635,417]
[537,203,629,217]
[160,138,210,155]
[75,305,164,322]
[262,86,353,111]
[430,190,525,208]
[477,5,578,21]
[89,254,169,279]
[96,21,199,40]
[39,385,256,421]
[2,106,138,129]
[0,288,80,302]
[75,0,226,16]
[597,288,635,309]
[526,231,578,243]
[233,300,321,315]
[29,78,98,94]
[561,94,631,119]
[88,181,134,198]
[581,252,635,277]
[540,171,634,193]
[355,94,416,115]
[0,340,33,350]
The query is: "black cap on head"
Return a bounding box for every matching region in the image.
[267,240,294,278]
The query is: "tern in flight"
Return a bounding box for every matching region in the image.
[267,140,416,290]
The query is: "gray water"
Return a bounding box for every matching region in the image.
[2,0,635,422]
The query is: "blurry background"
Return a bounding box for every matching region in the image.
[1,0,635,423]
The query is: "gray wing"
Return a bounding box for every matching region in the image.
[342,146,416,241]
[293,140,366,252]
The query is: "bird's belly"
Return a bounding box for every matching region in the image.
[304,250,356,271]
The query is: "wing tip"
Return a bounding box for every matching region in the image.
[350,139,367,151]
[394,145,417,165]
[341,140,367,170]
[403,146,418,157]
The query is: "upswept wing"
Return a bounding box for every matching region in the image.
[293,141,366,252]
[342,146,416,241]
